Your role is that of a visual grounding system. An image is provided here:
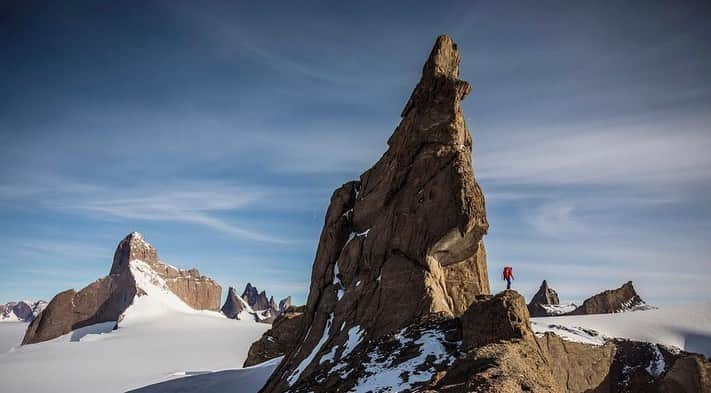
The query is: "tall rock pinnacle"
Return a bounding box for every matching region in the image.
[527,279,561,317]
[259,34,489,393]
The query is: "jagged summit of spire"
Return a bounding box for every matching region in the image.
[400,34,472,121]
[129,231,143,239]
[423,34,461,79]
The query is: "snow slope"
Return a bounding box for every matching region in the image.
[0,322,27,353]
[128,357,282,393]
[532,302,711,357]
[0,260,270,393]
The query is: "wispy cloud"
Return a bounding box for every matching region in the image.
[1,176,301,244]
[476,124,711,186]
[524,203,588,239]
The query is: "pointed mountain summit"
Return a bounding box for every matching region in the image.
[527,280,563,317]
[278,296,292,313]
[23,232,221,344]
[221,286,248,319]
[224,283,292,323]
[259,34,490,392]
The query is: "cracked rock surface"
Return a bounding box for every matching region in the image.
[259,34,490,393]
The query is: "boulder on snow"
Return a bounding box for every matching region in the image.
[23,232,221,345]
[569,281,651,315]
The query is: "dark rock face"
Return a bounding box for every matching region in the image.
[23,269,136,344]
[659,353,711,393]
[279,296,292,313]
[225,283,292,323]
[23,232,221,345]
[11,301,32,320]
[241,283,273,312]
[241,283,258,306]
[255,291,270,311]
[528,280,561,317]
[0,300,47,322]
[221,287,247,319]
[244,306,306,367]
[570,281,648,315]
[260,34,489,393]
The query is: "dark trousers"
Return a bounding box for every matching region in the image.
[506,278,511,289]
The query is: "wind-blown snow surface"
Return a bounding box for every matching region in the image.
[0,260,269,393]
[0,322,27,354]
[532,303,711,357]
[128,357,283,393]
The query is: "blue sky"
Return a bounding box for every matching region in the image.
[1,1,710,306]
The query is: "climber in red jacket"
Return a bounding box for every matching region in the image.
[503,266,514,290]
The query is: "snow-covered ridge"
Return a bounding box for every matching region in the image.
[123,260,223,323]
[531,302,711,357]
[350,327,458,393]
[539,303,577,316]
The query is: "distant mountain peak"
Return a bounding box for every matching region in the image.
[0,300,47,322]
[223,283,292,323]
[23,232,221,344]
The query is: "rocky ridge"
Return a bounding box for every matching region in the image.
[221,283,292,323]
[527,280,654,317]
[570,281,653,315]
[23,232,221,344]
[221,286,250,319]
[0,300,47,322]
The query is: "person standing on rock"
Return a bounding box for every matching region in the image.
[502,266,514,290]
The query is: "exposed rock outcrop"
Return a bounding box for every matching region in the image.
[462,290,533,349]
[221,286,248,319]
[0,300,47,322]
[228,283,292,323]
[244,305,306,367]
[242,283,272,311]
[279,296,292,313]
[569,281,650,315]
[23,232,221,345]
[260,34,489,393]
[527,280,567,317]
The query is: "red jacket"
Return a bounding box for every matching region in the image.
[502,266,514,280]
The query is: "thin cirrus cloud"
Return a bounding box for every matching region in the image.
[50,188,293,245]
[2,176,301,245]
[475,124,711,186]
